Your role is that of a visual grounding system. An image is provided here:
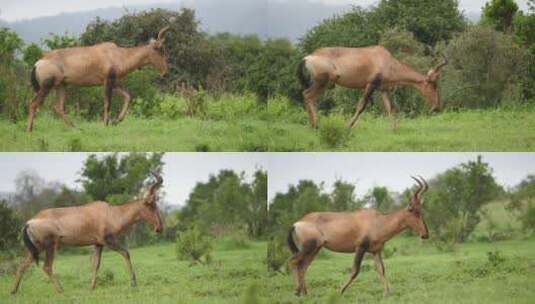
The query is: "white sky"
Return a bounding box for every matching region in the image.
[0,153,268,207]
[0,0,530,22]
[268,153,535,202]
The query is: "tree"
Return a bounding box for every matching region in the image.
[22,43,43,67]
[425,156,503,244]
[43,33,79,50]
[482,0,519,33]
[363,186,395,212]
[0,27,23,65]
[507,175,535,232]
[443,25,524,108]
[373,0,466,45]
[330,180,360,211]
[247,170,268,238]
[79,153,164,203]
[0,200,22,250]
[177,169,267,239]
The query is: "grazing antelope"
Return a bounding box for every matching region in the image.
[287,176,429,296]
[26,26,170,131]
[10,172,164,294]
[297,46,448,128]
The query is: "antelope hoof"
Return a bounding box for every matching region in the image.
[131,280,137,288]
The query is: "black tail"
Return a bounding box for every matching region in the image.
[287,226,299,254]
[22,224,39,265]
[296,59,310,89]
[30,66,40,93]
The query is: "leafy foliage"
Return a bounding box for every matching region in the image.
[175,226,213,264]
[0,200,22,251]
[79,153,163,203]
[424,156,503,245]
[482,0,519,33]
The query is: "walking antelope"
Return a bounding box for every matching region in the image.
[26,26,170,131]
[297,46,448,128]
[10,172,164,294]
[287,176,429,296]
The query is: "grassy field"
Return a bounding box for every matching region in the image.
[0,115,270,152]
[1,107,534,151]
[266,237,535,303]
[268,108,535,151]
[0,241,268,304]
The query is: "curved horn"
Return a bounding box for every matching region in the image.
[157,26,170,41]
[411,176,424,200]
[433,53,449,72]
[426,53,449,82]
[418,175,429,195]
[148,170,163,195]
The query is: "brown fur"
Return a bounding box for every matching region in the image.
[26,27,170,131]
[288,176,429,296]
[300,46,448,128]
[10,173,164,294]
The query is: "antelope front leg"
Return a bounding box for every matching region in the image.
[106,238,137,287]
[42,246,63,293]
[112,87,131,125]
[347,77,381,128]
[90,245,103,290]
[339,245,366,294]
[381,92,397,130]
[373,252,390,296]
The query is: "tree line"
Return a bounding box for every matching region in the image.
[268,156,534,251]
[2,0,535,123]
[0,153,268,254]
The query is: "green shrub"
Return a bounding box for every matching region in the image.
[266,236,290,273]
[157,94,185,119]
[176,226,213,264]
[487,250,506,267]
[318,114,350,148]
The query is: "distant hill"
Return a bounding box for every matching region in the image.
[0,0,349,45]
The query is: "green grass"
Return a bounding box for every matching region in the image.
[0,115,270,152]
[267,237,535,303]
[268,108,535,151]
[1,105,534,151]
[0,241,268,304]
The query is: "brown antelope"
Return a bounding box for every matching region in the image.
[10,172,164,294]
[287,176,429,296]
[26,26,170,131]
[296,46,448,128]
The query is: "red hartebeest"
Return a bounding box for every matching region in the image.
[27,26,170,131]
[10,172,164,294]
[287,176,429,296]
[297,46,448,128]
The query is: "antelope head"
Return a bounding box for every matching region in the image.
[404,176,429,239]
[139,171,164,233]
[147,26,170,76]
[420,53,448,111]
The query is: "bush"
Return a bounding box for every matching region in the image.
[487,250,506,267]
[266,236,290,273]
[0,200,22,251]
[442,25,524,108]
[318,114,351,148]
[176,226,213,264]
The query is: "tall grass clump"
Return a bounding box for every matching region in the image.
[318,114,351,148]
[176,226,213,265]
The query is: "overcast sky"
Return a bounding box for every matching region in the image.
[0,0,530,22]
[0,153,267,207]
[268,153,535,202]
